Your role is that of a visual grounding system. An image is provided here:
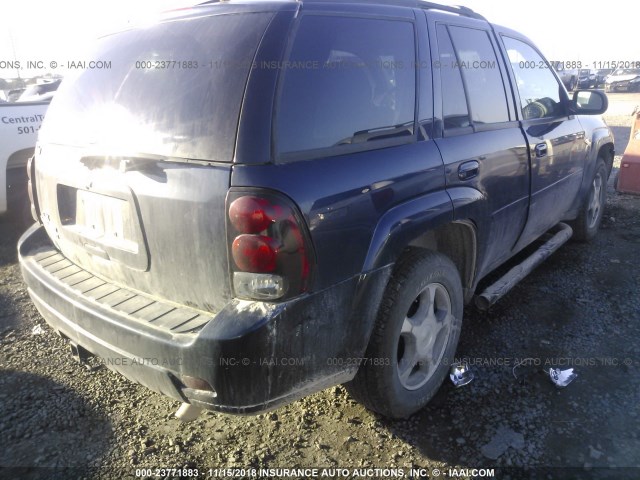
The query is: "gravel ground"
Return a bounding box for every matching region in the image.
[1,94,639,480]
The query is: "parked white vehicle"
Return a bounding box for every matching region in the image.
[1,101,50,222]
[17,79,61,103]
[605,68,640,92]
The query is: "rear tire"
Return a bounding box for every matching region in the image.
[569,158,607,242]
[345,249,463,418]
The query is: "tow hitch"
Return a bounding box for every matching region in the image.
[69,342,90,364]
[67,341,101,371]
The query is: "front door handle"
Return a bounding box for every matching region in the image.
[458,160,480,181]
[535,143,548,158]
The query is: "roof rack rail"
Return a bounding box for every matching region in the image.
[198,0,487,21]
[417,1,486,20]
[300,0,487,20]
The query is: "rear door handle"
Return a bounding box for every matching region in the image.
[458,160,480,181]
[535,143,548,158]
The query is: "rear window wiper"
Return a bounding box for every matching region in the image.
[334,121,414,146]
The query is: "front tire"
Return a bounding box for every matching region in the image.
[345,249,463,418]
[569,158,607,242]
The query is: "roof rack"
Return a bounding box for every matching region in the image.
[198,0,487,21]
[301,0,486,20]
[417,1,486,21]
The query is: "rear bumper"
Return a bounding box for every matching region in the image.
[19,225,390,414]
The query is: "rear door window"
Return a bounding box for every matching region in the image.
[276,15,416,156]
[436,25,470,131]
[447,26,510,125]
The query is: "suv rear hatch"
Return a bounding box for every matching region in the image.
[33,8,275,313]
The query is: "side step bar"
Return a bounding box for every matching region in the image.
[475,223,573,310]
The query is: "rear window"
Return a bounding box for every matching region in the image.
[276,15,416,157]
[40,13,273,162]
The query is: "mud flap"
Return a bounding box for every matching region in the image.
[617,106,640,194]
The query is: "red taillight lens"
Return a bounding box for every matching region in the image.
[229,196,273,234]
[232,235,278,272]
[227,191,314,301]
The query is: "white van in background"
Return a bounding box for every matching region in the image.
[0,100,50,224]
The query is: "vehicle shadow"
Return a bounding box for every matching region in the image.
[375,302,543,470]
[0,369,113,478]
[375,298,607,473]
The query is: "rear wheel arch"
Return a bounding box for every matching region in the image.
[597,142,615,178]
[5,148,35,225]
[569,157,607,242]
[407,221,477,304]
[6,147,35,170]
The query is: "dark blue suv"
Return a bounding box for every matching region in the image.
[19,0,613,419]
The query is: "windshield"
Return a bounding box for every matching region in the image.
[40,12,273,162]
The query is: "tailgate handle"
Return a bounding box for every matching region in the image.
[458,160,480,181]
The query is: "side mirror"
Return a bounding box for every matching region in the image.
[570,89,608,115]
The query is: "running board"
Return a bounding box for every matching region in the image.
[475,223,573,310]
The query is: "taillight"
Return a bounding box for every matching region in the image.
[227,191,313,301]
[229,196,275,233]
[232,235,278,272]
[26,154,41,223]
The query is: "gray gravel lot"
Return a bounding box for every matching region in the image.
[1,93,639,480]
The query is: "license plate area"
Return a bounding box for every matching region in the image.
[76,190,135,251]
[57,184,149,271]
